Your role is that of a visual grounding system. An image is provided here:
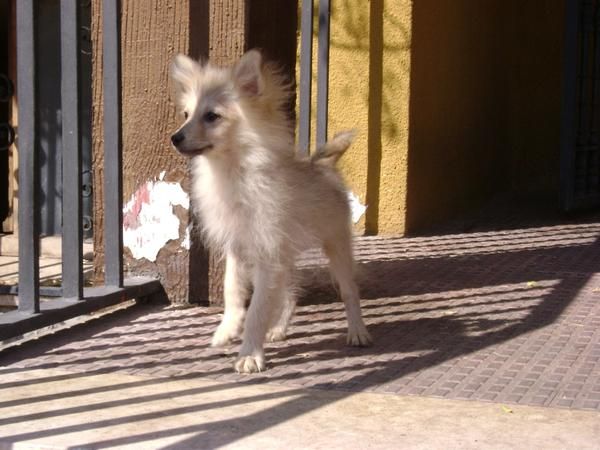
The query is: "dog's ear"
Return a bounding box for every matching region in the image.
[233,49,263,96]
[170,54,201,94]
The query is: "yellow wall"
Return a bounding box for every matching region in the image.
[406,1,563,231]
[327,0,412,235]
[310,0,563,235]
[406,1,511,231]
[504,1,564,197]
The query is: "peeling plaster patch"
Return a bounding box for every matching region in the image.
[181,224,191,250]
[348,191,367,224]
[123,178,190,262]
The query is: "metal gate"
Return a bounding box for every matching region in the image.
[561,0,600,211]
[0,0,161,340]
[298,0,330,155]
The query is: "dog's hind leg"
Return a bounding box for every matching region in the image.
[324,240,372,347]
[235,264,285,373]
[212,252,248,347]
[266,276,296,342]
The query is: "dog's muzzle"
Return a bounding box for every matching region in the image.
[171,132,213,156]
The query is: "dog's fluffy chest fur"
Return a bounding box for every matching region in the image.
[191,155,290,260]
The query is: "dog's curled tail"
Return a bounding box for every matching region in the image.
[311,129,356,167]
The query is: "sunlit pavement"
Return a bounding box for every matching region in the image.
[1,213,600,448]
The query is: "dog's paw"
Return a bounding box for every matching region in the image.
[234,355,266,373]
[211,323,240,348]
[266,328,287,342]
[347,327,372,347]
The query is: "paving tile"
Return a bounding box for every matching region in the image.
[2,217,600,412]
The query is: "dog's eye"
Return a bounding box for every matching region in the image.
[203,111,221,123]
[183,111,189,120]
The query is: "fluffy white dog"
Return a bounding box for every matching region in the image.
[170,50,371,373]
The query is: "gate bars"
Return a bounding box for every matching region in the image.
[0,0,160,340]
[298,0,330,155]
[561,0,600,210]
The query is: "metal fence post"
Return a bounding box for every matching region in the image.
[103,0,123,287]
[316,0,330,148]
[16,0,40,313]
[61,0,84,299]
[298,0,314,155]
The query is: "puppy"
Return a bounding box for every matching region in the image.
[170,50,371,373]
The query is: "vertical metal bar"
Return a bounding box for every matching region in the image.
[560,0,581,211]
[316,0,330,148]
[61,0,83,299]
[298,0,313,155]
[589,3,600,146]
[16,0,40,312]
[577,0,593,146]
[103,0,123,287]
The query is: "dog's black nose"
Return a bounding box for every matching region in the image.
[171,132,185,146]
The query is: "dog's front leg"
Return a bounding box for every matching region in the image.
[235,264,283,373]
[212,252,248,347]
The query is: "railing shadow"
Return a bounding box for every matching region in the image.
[0,220,599,448]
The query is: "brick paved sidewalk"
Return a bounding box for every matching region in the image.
[1,216,600,412]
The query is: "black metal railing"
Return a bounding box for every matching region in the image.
[561,0,600,210]
[0,0,161,340]
[298,0,330,155]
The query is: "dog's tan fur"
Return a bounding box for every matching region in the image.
[170,50,371,373]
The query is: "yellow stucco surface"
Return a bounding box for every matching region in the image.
[322,0,412,235]
[300,0,563,236]
[405,1,563,231]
